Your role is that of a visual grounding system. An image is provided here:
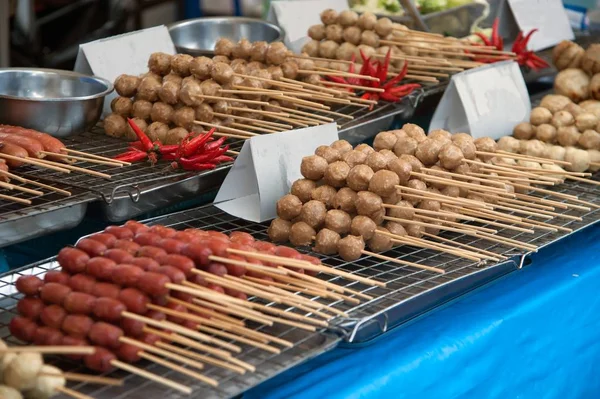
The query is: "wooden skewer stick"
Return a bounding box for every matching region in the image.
[371,52,451,65]
[287,53,353,64]
[590,162,600,167]
[34,158,111,179]
[213,112,292,129]
[40,151,125,167]
[250,121,285,131]
[400,234,500,261]
[61,148,132,165]
[383,215,494,234]
[474,231,539,251]
[362,250,445,274]
[396,185,492,209]
[383,204,475,222]
[282,268,374,301]
[564,174,600,186]
[423,167,507,188]
[0,181,43,196]
[213,132,250,140]
[411,171,511,195]
[0,153,71,173]
[39,372,123,386]
[279,77,352,96]
[0,193,31,205]
[376,231,481,261]
[480,150,572,166]
[143,323,234,359]
[139,352,218,387]
[55,386,94,399]
[156,341,246,375]
[511,182,599,209]
[320,79,386,92]
[298,69,380,82]
[110,359,193,394]
[515,192,589,211]
[194,121,257,137]
[0,170,71,196]
[119,336,208,373]
[193,94,269,106]
[243,275,351,304]
[421,232,507,260]
[0,346,95,354]
[230,121,279,133]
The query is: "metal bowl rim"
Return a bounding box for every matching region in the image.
[0,67,114,102]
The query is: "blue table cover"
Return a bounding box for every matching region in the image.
[245,223,600,399]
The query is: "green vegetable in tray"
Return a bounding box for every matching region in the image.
[418,0,448,14]
[447,0,473,7]
[378,0,401,12]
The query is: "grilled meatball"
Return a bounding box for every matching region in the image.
[415,138,444,166]
[565,147,590,172]
[452,136,477,160]
[164,127,189,145]
[148,52,172,75]
[214,38,235,57]
[369,170,400,197]
[343,26,362,45]
[211,62,234,84]
[337,235,365,261]
[368,228,393,252]
[552,110,575,128]
[361,30,380,48]
[342,150,368,168]
[336,42,357,61]
[315,145,341,163]
[311,185,337,208]
[170,54,193,76]
[291,179,317,203]
[374,131,398,151]
[474,137,498,157]
[136,76,161,102]
[357,11,377,30]
[333,187,358,214]
[150,102,174,124]
[439,143,464,169]
[365,152,388,172]
[268,218,292,242]
[319,40,339,59]
[131,100,152,121]
[308,24,326,41]
[497,136,521,153]
[104,113,127,138]
[114,74,140,97]
[520,139,546,158]
[331,139,353,154]
[301,155,328,180]
[276,194,303,220]
[557,126,581,146]
[302,40,320,57]
[338,10,358,26]
[320,8,338,25]
[356,191,383,216]
[326,24,344,43]
[146,121,169,142]
[314,229,341,255]
[324,161,351,187]
[375,17,393,37]
[232,39,252,60]
[535,124,557,143]
[266,42,289,65]
[110,97,133,117]
[281,61,299,80]
[513,122,536,140]
[195,103,214,123]
[190,56,213,80]
[179,78,203,106]
[393,136,418,157]
[350,215,377,240]
[250,41,269,62]
[428,129,452,143]
[289,222,316,246]
[403,124,427,142]
[347,164,374,191]
[530,107,553,126]
[172,106,195,129]
[325,210,352,234]
[579,129,600,149]
[158,80,181,105]
[399,154,423,173]
[300,200,327,229]
[575,112,598,132]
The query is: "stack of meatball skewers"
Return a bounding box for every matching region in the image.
[270,125,598,267]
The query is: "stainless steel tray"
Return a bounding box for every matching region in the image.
[0,260,341,399]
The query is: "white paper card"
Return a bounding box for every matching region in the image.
[74,26,176,115]
[268,0,348,53]
[215,124,339,222]
[508,0,574,51]
[430,61,530,140]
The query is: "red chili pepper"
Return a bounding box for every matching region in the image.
[212,155,235,163]
[183,163,216,171]
[324,75,348,84]
[383,63,408,89]
[473,32,491,47]
[127,118,153,151]
[203,136,227,152]
[183,128,215,158]
[114,150,148,162]
[491,18,500,49]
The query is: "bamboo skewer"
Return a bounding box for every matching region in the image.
[194,121,258,137]
[55,386,94,399]
[283,268,373,300]
[143,324,234,360]
[298,69,380,82]
[139,352,218,387]
[320,79,386,92]
[0,154,71,173]
[61,148,132,166]
[0,193,31,205]
[362,250,445,274]
[111,359,193,394]
[0,346,95,354]
[421,232,506,260]
[119,336,208,373]
[40,151,125,167]
[0,170,71,196]
[193,94,270,106]
[376,230,481,261]
[230,121,279,133]
[34,158,112,179]
[0,181,43,196]
[38,372,123,386]
[156,340,247,375]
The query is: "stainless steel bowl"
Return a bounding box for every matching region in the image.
[168,17,285,57]
[0,68,113,138]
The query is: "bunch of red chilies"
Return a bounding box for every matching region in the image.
[113,119,233,171]
[323,49,421,105]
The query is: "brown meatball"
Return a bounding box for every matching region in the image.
[355,144,375,155]
[368,228,393,252]
[361,30,380,48]
[150,102,174,124]
[365,152,388,172]
[213,100,229,114]
[405,179,427,205]
[212,55,230,65]
[386,221,407,238]
[375,17,393,37]
[104,113,127,138]
[350,216,377,240]
[415,138,444,166]
[114,74,140,97]
[338,10,358,26]
[356,191,383,216]
[136,76,161,102]
[302,40,320,57]
[324,210,352,234]
[322,161,349,188]
[343,26,362,45]
[439,143,464,169]
[557,126,581,146]
[276,194,303,220]
[170,54,193,76]
[386,158,411,185]
[266,42,289,65]
[315,145,341,163]
[405,224,424,238]
[320,8,338,25]
[247,41,267,62]
[111,97,133,117]
[530,107,553,126]
[452,136,477,160]
[190,56,213,80]
[474,137,498,154]
[319,40,339,59]
[429,129,452,143]
[314,229,341,255]
[301,155,328,180]
[342,150,368,168]
[131,100,153,120]
[211,62,233,84]
[326,24,344,43]
[535,124,557,143]
[579,129,600,149]
[200,79,221,97]
[232,39,252,60]
[148,52,172,75]
[172,106,195,129]
[300,200,327,229]
[311,185,337,208]
[214,38,235,57]
[551,110,575,127]
[398,155,423,174]
[441,185,460,198]
[403,124,427,142]
[267,65,284,81]
[347,164,374,191]
[337,235,365,261]
[158,80,181,105]
[195,103,214,123]
[336,42,357,61]
[268,218,292,243]
[146,122,169,142]
[179,79,203,106]
[575,112,598,132]
[513,122,536,140]
[331,140,353,154]
[289,222,316,247]
[374,131,398,151]
[164,127,189,145]
[357,11,377,30]
[369,170,400,197]
[124,117,148,141]
[333,187,358,213]
[281,61,299,80]
[290,179,316,203]
[393,136,418,157]
[308,24,326,41]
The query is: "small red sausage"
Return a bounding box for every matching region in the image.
[57,247,89,274]
[15,275,43,296]
[116,342,142,363]
[9,316,38,342]
[103,249,134,264]
[104,226,134,240]
[147,310,166,321]
[206,262,228,277]
[16,297,44,320]
[86,257,116,281]
[121,317,146,337]
[89,322,123,348]
[149,225,177,238]
[129,257,160,272]
[92,282,120,299]
[207,283,225,295]
[136,246,167,259]
[34,326,63,345]
[40,304,67,329]
[133,233,163,247]
[68,274,96,294]
[88,233,117,248]
[172,231,196,242]
[157,266,185,284]
[253,241,277,253]
[62,335,90,360]
[44,271,70,285]
[207,231,230,242]
[125,220,150,235]
[136,272,170,296]
[62,314,94,338]
[158,254,195,277]
[158,238,186,254]
[113,265,144,287]
[84,347,116,373]
[230,231,255,245]
[181,242,213,267]
[208,239,230,257]
[171,290,194,302]
[93,297,126,322]
[223,254,246,277]
[152,295,168,306]
[40,282,71,305]
[300,254,320,276]
[140,333,160,346]
[113,240,141,254]
[118,288,149,314]
[75,238,107,257]
[64,292,96,315]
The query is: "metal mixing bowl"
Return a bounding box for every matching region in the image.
[0,68,113,138]
[168,17,284,57]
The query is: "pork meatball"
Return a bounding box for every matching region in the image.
[386,221,407,238]
[361,30,380,48]
[356,191,383,216]
[131,100,152,121]
[211,62,234,84]
[267,65,284,81]
[308,24,326,41]
[250,41,269,62]
[326,24,344,43]
[399,154,423,173]
[336,42,358,61]
[124,117,148,141]
[530,107,553,126]
[276,194,303,220]
[311,185,337,208]
[232,39,252,60]
[543,145,566,161]
[557,126,581,146]
[324,161,351,188]
[393,136,418,156]
[553,40,584,70]
[415,138,444,166]
[170,54,193,76]
[387,158,412,185]
[114,74,140,97]
[337,235,365,261]
[179,78,203,106]
[357,11,377,30]
[300,200,327,229]
[266,42,289,65]
[474,137,498,154]
[301,155,328,180]
[158,80,181,105]
[315,145,341,163]
[552,110,575,128]
[350,215,377,240]
[268,218,292,242]
[428,129,452,143]
[588,149,600,172]
[513,122,536,140]
[150,102,174,124]
[575,112,598,132]
[195,103,214,123]
[365,152,388,172]
[136,76,161,102]
[333,187,358,214]
[578,129,600,149]
[554,68,590,103]
[214,38,235,57]
[342,150,368,168]
[163,127,188,145]
[535,124,557,143]
[319,40,339,59]
[281,61,299,80]
[291,179,317,203]
[497,136,521,153]
[314,229,341,255]
[388,200,414,219]
[343,26,362,45]
[331,139,353,154]
[146,121,169,142]
[189,56,213,80]
[405,224,424,238]
[564,147,590,172]
[520,139,547,158]
[320,8,338,25]
[289,222,316,246]
[403,124,427,142]
[110,97,133,117]
[374,17,393,37]
[540,94,572,113]
[368,228,393,252]
[338,10,358,26]
[148,52,172,75]
[104,113,127,138]
[439,143,464,169]
[324,210,352,234]
[452,136,477,160]
[172,106,195,129]
[374,131,398,151]
[369,170,400,197]
[302,40,320,58]
[347,164,374,191]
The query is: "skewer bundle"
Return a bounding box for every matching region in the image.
[10,221,384,394]
[271,124,598,270]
